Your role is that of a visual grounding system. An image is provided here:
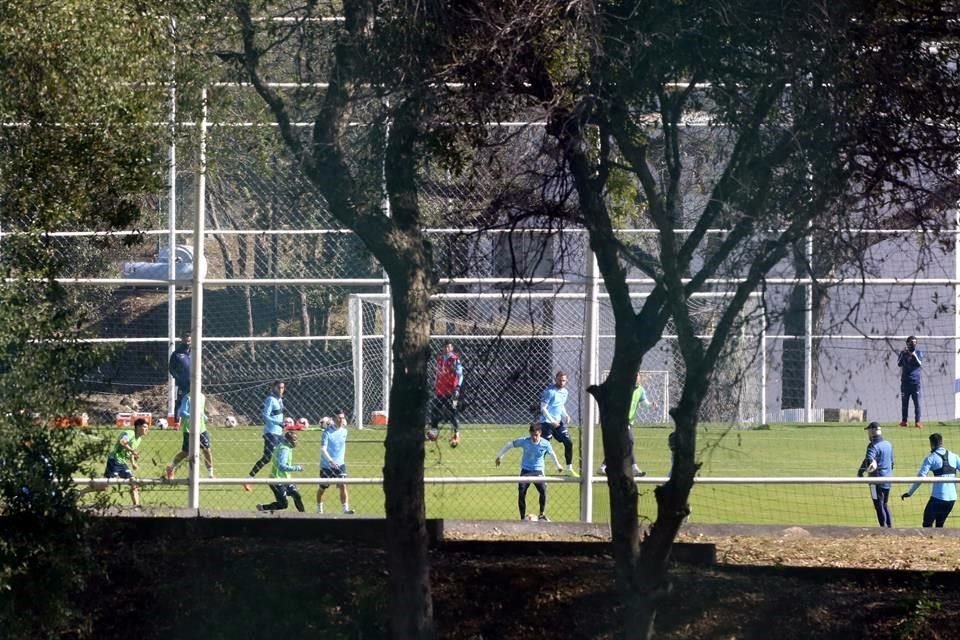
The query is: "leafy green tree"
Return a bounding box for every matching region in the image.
[439,1,960,637]
[0,2,179,636]
[224,2,463,636]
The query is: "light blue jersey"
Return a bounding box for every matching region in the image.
[907,447,960,502]
[262,393,284,436]
[539,384,569,424]
[511,437,556,472]
[321,426,348,469]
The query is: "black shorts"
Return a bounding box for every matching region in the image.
[319,465,347,490]
[180,430,211,452]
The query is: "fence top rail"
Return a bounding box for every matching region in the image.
[0,227,947,238]
[71,475,960,486]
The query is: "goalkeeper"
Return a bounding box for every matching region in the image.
[430,342,464,447]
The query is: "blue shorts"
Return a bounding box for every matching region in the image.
[180,430,211,452]
[104,457,133,479]
[319,465,347,490]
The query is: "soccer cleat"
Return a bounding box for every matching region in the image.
[255,504,264,512]
[342,508,355,515]
[164,465,175,481]
[915,422,922,429]
[567,467,580,478]
[633,465,646,477]
[898,421,908,427]
[449,432,461,448]
[598,464,607,475]
[522,514,534,521]
[243,482,253,492]
[538,514,550,522]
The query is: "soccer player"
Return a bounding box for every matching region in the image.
[897,335,923,428]
[316,409,355,514]
[168,330,191,422]
[901,432,960,527]
[256,431,305,512]
[83,418,150,507]
[164,391,214,480]
[600,371,652,476]
[856,421,894,527]
[430,341,464,447]
[539,370,578,476]
[244,380,286,492]
[495,423,564,521]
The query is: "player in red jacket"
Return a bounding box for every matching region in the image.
[430,342,464,447]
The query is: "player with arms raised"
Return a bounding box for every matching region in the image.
[495,423,564,521]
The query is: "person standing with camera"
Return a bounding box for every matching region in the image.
[897,335,923,429]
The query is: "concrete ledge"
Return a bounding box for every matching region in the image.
[437,539,716,566]
[87,511,445,546]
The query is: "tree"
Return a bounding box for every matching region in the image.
[224,2,469,636]
[0,1,181,636]
[554,3,960,637]
[437,1,960,637]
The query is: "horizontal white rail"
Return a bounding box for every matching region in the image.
[71,475,960,487]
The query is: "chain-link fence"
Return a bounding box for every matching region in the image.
[5,78,959,524]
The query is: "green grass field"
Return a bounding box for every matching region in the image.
[80,421,960,527]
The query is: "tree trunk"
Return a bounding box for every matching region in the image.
[630,408,697,639]
[299,289,310,342]
[382,277,434,639]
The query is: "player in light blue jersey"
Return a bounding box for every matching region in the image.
[495,423,563,521]
[316,409,354,514]
[539,371,578,477]
[901,432,960,527]
[245,380,286,492]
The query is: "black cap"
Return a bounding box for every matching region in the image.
[865,421,881,431]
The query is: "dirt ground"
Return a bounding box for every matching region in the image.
[80,519,960,640]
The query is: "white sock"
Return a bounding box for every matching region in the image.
[342,504,351,513]
[317,503,324,514]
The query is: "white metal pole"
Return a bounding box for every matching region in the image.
[188,87,207,509]
[804,231,814,423]
[580,253,600,522]
[955,212,960,420]
[351,295,365,429]
[167,23,178,424]
[761,313,768,424]
[381,108,393,422]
